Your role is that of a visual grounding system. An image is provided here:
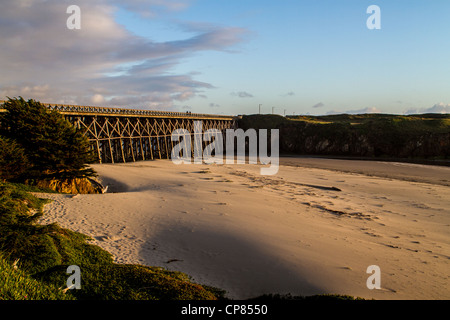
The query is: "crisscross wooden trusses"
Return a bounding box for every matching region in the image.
[2,101,236,164]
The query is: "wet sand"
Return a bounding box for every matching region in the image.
[280,156,450,186]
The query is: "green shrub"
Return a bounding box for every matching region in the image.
[0,97,96,181]
[36,264,221,300]
[0,136,30,181]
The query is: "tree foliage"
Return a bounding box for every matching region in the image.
[0,136,30,181]
[0,97,96,180]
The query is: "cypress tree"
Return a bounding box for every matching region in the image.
[0,136,30,181]
[0,97,96,181]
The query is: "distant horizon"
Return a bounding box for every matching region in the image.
[1,97,449,117]
[1,1,450,116]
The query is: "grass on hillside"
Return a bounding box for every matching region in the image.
[0,181,223,300]
[0,252,74,300]
[287,114,450,134]
[240,113,450,133]
[238,113,450,160]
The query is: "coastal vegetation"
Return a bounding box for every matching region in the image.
[0,98,223,300]
[238,113,450,160]
[0,181,223,300]
[0,97,98,193]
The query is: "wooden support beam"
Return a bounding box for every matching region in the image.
[61,110,235,164]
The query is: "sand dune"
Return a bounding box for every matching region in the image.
[37,158,450,300]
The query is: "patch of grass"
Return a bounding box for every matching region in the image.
[6,182,60,194]
[0,181,224,300]
[0,181,113,275]
[0,252,74,300]
[285,113,450,134]
[36,264,222,300]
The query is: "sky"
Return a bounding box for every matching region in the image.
[1,0,450,116]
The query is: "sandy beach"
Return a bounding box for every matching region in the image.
[37,157,450,300]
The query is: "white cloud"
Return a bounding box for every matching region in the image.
[312,102,324,109]
[1,84,50,100]
[422,103,450,114]
[404,108,419,114]
[0,0,247,109]
[231,91,254,98]
[91,94,105,105]
[112,0,192,18]
[326,107,381,115]
[404,103,450,114]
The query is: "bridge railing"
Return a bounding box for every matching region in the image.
[0,100,233,119]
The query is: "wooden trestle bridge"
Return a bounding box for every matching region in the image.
[0,101,236,164]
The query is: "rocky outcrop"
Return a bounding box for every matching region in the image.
[279,125,450,158]
[31,177,104,194]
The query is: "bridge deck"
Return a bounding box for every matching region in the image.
[0,100,236,163]
[0,100,234,121]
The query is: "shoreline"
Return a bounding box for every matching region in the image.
[278,155,450,187]
[279,154,450,167]
[37,158,450,300]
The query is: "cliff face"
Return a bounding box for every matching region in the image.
[280,124,450,158]
[238,114,450,159]
[30,177,103,194]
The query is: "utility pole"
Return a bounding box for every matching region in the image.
[259,104,262,114]
[272,106,275,114]
[284,109,286,116]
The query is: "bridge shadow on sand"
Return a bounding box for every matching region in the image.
[138,224,325,300]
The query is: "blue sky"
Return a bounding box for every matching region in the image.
[1,0,450,115]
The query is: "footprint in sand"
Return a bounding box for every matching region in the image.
[165,259,183,264]
[384,243,401,249]
[95,235,110,241]
[365,232,382,238]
